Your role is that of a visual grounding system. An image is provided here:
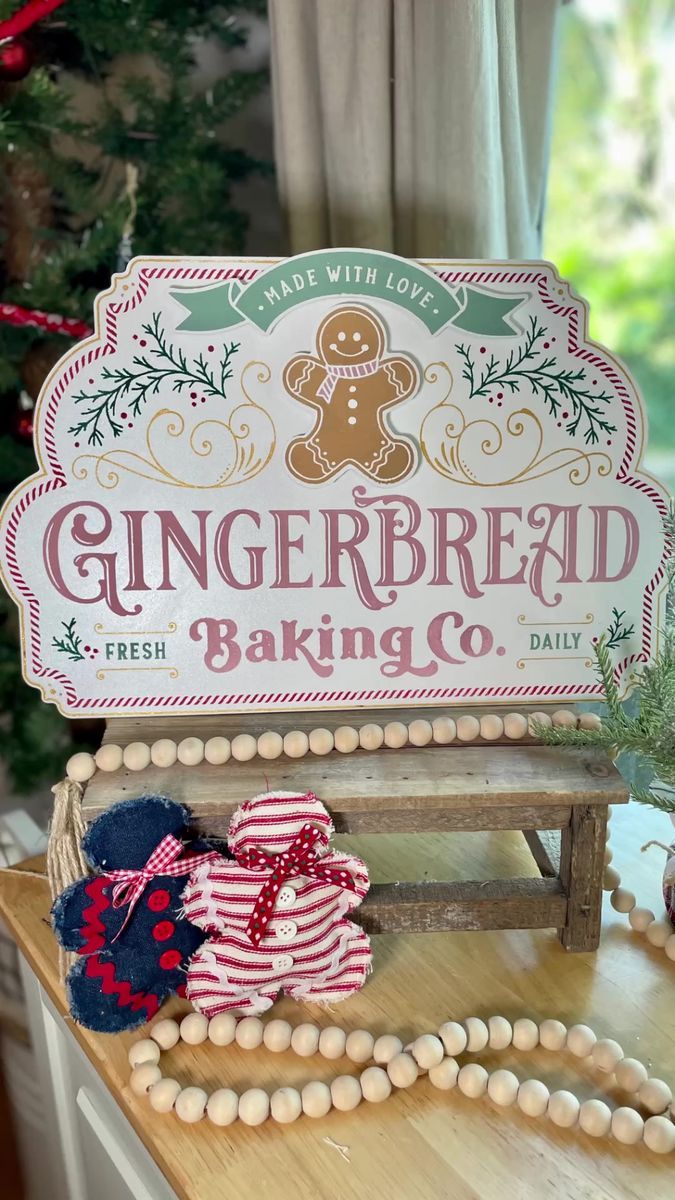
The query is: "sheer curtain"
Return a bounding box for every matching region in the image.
[269,0,561,257]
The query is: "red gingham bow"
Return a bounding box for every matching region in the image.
[106,834,219,940]
[236,822,357,946]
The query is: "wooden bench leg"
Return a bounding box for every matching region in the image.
[559,804,607,951]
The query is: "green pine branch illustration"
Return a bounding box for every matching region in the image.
[534,503,675,813]
[456,316,617,446]
[69,313,240,446]
[52,618,84,663]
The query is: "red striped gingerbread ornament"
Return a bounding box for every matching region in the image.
[184,791,371,1016]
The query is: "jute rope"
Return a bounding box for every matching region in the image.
[47,778,89,982]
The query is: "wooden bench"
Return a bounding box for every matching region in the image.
[82,707,628,952]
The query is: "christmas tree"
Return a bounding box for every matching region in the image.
[0,0,268,790]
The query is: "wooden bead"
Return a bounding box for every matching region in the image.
[334,725,359,753]
[123,742,151,771]
[177,736,204,766]
[309,727,334,756]
[603,845,613,866]
[270,1087,302,1123]
[503,713,528,740]
[602,865,621,891]
[611,1106,644,1145]
[387,1053,419,1089]
[373,1034,403,1064]
[150,1019,180,1051]
[331,1075,362,1111]
[439,1021,468,1056]
[411,1035,444,1069]
[231,733,257,761]
[432,716,456,744]
[517,1079,550,1117]
[487,1016,512,1050]
[479,714,503,741]
[206,1089,239,1126]
[591,1038,624,1072]
[128,1038,160,1068]
[94,744,123,772]
[359,723,384,750]
[360,1066,392,1103]
[208,1013,237,1046]
[552,709,576,728]
[302,1080,332,1117]
[512,1018,539,1051]
[150,738,177,768]
[457,1063,488,1098]
[487,1069,519,1107]
[204,737,230,765]
[629,906,656,933]
[319,1026,347,1060]
[645,919,673,948]
[456,715,480,742]
[539,1019,567,1051]
[463,1017,489,1052]
[283,730,309,758]
[579,1098,612,1137]
[408,719,433,747]
[263,1019,292,1052]
[566,1025,596,1058]
[235,1016,264,1050]
[643,1114,675,1153]
[66,751,97,782]
[528,711,552,734]
[610,887,636,913]
[291,1023,320,1057]
[345,1030,375,1063]
[428,1058,459,1090]
[257,731,283,760]
[180,1012,209,1045]
[130,1063,161,1095]
[149,1078,181,1113]
[175,1086,207,1124]
[665,933,675,961]
[547,1090,580,1128]
[639,1078,672,1114]
[384,721,408,748]
[615,1058,648,1092]
[578,711,601,731]
[238,1088,270,1126]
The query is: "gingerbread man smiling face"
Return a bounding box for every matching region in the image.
[284,305,418,484]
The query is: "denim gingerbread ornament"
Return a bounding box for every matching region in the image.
[51,795,221,1033]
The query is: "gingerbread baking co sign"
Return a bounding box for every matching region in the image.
[0,250,668,716]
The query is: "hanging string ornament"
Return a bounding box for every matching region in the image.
[0,0,68,83]
[116,163,139,273]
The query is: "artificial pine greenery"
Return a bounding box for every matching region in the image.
[537,503,675,814]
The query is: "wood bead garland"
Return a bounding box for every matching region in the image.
[130,1011,675,1154]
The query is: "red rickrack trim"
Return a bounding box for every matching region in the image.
[0,301,92,339]
[0,0,67,43]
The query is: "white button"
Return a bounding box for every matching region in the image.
[275,920,297,942]
[348,398,358,409]
[276,886,296,909]
[348,416,357,425]
[272,954,294,972]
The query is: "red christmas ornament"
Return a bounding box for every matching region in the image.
[0,37,33,82]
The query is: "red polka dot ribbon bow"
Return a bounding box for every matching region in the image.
[106,835,219,940]
[236,822,358,946]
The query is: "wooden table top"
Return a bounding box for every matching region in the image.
[1,803,673,1200]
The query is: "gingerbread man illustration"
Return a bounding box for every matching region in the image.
[284,304,419,484]
[184,790,371,1016]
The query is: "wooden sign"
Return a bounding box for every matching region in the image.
[0,251,668,716]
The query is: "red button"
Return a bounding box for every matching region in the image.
[159,949,182,970]
[152,920,175,942]
[147,889,170,912]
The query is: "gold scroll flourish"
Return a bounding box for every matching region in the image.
[94,622,178,635]
[516,656,594,670]
[517,614,593,626]
[420,362,612,486]
[72,361,275,490]
[96,666,179,679]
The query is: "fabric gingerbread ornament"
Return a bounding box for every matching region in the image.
[184,790,371,1016]
[52,795,221,1033]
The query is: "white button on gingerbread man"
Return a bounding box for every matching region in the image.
[284,304,419,484]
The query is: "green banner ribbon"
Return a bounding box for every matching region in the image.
[171,249,524,337]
